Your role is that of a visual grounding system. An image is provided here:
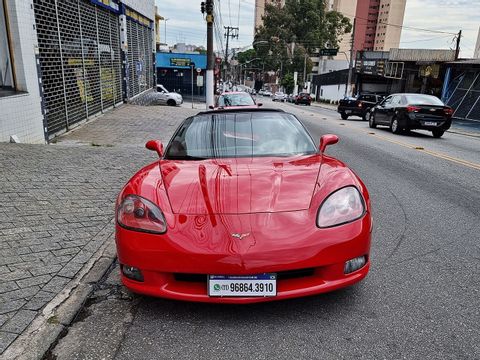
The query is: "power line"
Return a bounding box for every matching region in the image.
[399,34,454,44]
[252,2,458,36]
[237,0,241,28]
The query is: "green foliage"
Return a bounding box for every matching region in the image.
[237,48,257,64]
[281,73,295,94]
[254,0,351,82]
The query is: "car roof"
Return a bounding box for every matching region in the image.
[220,91,248,95]
[197,108,286,116]
[388,93,438,97]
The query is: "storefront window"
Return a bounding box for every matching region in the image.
[0,0,15,94]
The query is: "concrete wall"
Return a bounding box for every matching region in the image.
[122,0,155,20]
[318,59,350,74]
[317,83,348,102]
[0,0,44,143]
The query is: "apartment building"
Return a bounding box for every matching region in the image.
[318,0,406,74]
[254,0,284,31]
[355,0,406,52]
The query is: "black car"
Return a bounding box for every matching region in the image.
[338,93,385,120]
[295,93,312,105]
[369,93,453,138]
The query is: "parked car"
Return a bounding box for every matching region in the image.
[369,93,453,138]
[337,93,385,120]
[263,90,272,97]
[156,84,183,106]
[211,91,262,110]
[115,108,372,303]
[258,89,265,96]
[295,93,312,105]
[272,92,287,102]
[287,94,297,103]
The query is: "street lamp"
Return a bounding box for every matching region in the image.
[164,18,169,46]
[241,57,261,85]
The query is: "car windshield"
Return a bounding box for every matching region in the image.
[405,94,444,106]
[165,112,317,159]
[218,93,255,107]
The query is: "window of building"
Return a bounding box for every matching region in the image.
[0,0,16,95]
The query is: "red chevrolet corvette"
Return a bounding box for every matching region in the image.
[115,109,372,303]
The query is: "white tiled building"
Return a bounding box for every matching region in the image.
[0,0,45,143]
[0,0,155,144]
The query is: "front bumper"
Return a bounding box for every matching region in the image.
[115,212,372,303]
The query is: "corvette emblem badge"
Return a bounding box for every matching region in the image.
[231,233,250,240]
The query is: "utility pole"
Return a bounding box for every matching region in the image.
[455,29,462,60]
[345,18,356,97]
[202,0,214,109]
[224,26,239,86]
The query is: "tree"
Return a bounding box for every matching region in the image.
[237,49,256,64]
[254,0,351,83]
[281,73,295,94]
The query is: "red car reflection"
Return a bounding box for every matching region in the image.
[115,109,372,303]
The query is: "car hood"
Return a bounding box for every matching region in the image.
[160,155,322,214]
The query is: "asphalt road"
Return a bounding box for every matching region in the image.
[51,99,480,360]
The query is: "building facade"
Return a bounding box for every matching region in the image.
[0,0,45,143]
[156,52,207,97]
[254,0,284,31]
[0,0,155,143]
[318,0,406,75]
[312,48,455,103]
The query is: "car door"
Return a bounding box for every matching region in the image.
[386,95,402,124]
[375,96,392,124]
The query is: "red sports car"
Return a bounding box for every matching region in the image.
[115,109,372,303]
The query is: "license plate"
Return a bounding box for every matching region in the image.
[208,274,277,297]
[345,110,352,114]
[424,121,437,126]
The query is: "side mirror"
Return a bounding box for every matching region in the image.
[257,103,263,107]
[319,134,339,153]
[209,105,215,109]
[145,140,164,158]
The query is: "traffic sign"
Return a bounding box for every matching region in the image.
[196,68,202,73]
[319,48,339,56]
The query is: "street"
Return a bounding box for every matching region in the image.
[49,99,480,360]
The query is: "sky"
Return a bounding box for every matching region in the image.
[156,0,479,58]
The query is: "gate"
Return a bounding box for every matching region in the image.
[33,0,122,138]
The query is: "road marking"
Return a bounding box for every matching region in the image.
[362,131,480,170]
[282,101,480,171]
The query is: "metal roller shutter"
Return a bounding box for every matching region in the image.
[126,18,153,99]
[33,0,123,138]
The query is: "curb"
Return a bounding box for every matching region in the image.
[1,222,117,360]
[447,128,480,138]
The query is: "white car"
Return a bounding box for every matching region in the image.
[263,90,272,97]
[155,85,183,106]
[272,92,287,102]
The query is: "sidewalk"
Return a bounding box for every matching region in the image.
[0,103,198,359]
[311,101,480,137]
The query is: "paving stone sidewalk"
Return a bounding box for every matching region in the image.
[0,103,198,355]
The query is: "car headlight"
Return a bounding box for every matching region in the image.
[117,195,167,234]
[317,186,365,228]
